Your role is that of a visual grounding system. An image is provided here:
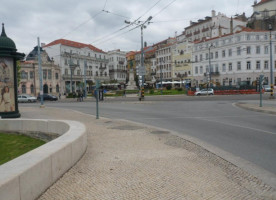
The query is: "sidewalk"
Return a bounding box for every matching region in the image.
[20,107,275,200]
[235,99,276,115]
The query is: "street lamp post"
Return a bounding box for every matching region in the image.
[159,60,163,95]
[125,16,152,100]
[208,44,215,88]
[269,24,274,98]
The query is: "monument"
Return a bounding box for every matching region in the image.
[0,23,25,118]
[126,68,137,90]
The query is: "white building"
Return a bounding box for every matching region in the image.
[107,49,127,83]
[185,10,247,42]
[192,27,276,87]
[43,39,109,93]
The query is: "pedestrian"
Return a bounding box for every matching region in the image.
[59,93,61,100]
[123,89,126,97]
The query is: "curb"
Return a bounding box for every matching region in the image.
[235,103,276,115]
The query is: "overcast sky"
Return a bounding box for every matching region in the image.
[1,0,255,55]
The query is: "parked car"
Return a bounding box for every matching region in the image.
[195,88,214,96]
[18,94,37,103]
[263,85,272,92]
[37,94,58,101]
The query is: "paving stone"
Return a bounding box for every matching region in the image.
[20,107,276,200]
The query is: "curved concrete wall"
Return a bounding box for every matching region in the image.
[0,119,87,200]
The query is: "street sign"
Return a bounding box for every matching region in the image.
[138,66,146,76]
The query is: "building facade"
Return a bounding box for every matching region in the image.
[43,39,109,93]
[107,49,127,83]
[172,39,193,83]
[192,28,276,87]
[19,46,61,96]
[185,10,247,42]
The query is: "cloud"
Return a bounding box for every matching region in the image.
[1,0,254,54]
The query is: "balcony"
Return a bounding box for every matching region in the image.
[109,69,127,73]
[193,30,200,35]
[202,27,209,32]
[204,72,220,76]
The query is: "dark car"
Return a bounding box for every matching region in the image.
[37,94,58,101]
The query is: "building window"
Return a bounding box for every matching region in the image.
[256,35,260,40]
[222,50,225,57]
[77,70,80,75]
[237,47,241,55]
[256,46,260,54]
[246,46,251,54]
[48,70,52,79]
[256,61,260,70]
[55,73,59,80]
[215,64,219,72]
[30,84,34,94]
[21,71,28,79]
[264,46,269,54]
[30,71,34,79]
[247,61,251,70]
[200,54,202,61]
[236,36,241,42]
[43,69,47,80]
[264,34,268,40]
[205,53,208,60]
[210,52,213,59]
[200,66,203,74]
[247,34,250,40]
[228,49,232,57]
[264,61,269,69]
[215,51,218,58]
[65,69,68,75]
[195,67,198,74]
[65,58,68,65]
[222,63,226,72]
[228,63,232,71]
[237,61,241,71]
[22,85,26,94]
[195,55,198,62]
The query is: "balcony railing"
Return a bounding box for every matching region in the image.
[204,72,220,76]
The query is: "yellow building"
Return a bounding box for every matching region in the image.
[172,40,193,85]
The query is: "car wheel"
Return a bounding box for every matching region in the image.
[196,93,201,96]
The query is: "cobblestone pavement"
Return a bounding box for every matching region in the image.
[20,107,276,200]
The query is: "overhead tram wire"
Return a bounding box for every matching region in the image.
[61,11,102,39]
[91,0,162,46]
[152,0,177,18]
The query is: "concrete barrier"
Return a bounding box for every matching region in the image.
[0,119,87,200]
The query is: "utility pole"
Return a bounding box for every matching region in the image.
[125,16,152,100]
[37,37,44,107]
[84,59,87,98]
[269,24,274,99]
[70,53,73,93]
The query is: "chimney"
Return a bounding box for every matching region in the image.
[230,17,233,34]
[144,42,147,47]
[212,10,216,17]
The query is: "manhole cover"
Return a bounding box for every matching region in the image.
[110,125,143,130]
[150,130,170,134]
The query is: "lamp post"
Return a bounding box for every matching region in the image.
[125,16,152,100]
[208,44,215,88]
[159,59,164,95]
[269,24,274,98]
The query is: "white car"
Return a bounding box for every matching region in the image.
[195,88,214,96]
[263,85,272,92]
[18,94,37,103]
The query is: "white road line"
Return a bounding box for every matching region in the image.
[199,117,276,135]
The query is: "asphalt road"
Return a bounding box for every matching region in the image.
[20,94,276,176]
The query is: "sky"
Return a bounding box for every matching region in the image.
[1,0,255,55]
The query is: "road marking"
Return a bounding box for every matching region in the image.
[199,117,276,135]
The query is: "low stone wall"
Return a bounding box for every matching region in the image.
[0,119,87,200]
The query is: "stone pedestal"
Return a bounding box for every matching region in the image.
[126,70,137,90]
